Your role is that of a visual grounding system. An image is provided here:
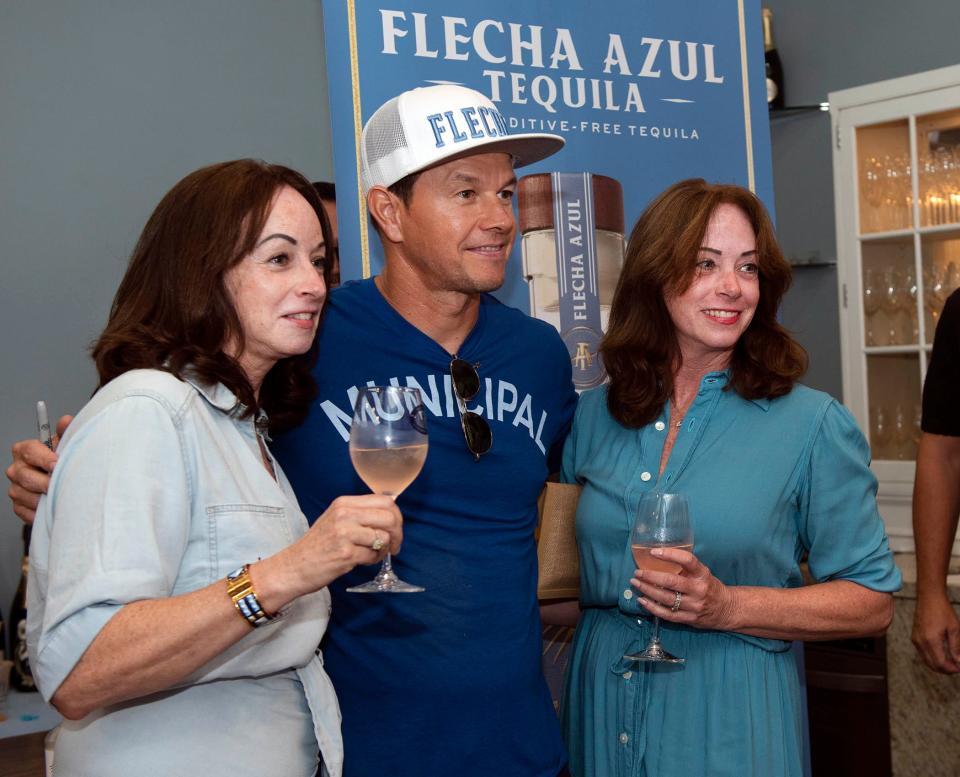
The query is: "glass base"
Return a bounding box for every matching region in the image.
[623,643,685,664]
[346,568,424,593]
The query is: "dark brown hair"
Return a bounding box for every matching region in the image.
[311,180,336,203]
[92,159,331,433]
[602,178,807,428]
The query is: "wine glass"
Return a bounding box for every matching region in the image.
[926,263,946,335]
[861,157,884,231]
[346,386,428,593]
[871,404,891,459]
[862,268,880,346]
[945,261,959,297]
[880,268,905,345]
[882,154,911,230]
[892,403,911,461]
[623,492,693,664]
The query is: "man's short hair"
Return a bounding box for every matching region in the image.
[387,173,420,207]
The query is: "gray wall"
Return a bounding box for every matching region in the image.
[0,1,334,628]
[767,0,960,399]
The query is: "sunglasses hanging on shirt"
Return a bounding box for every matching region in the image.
[450,356,492,461]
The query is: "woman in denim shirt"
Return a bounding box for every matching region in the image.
[27,160,403,777]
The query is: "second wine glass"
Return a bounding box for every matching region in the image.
[623,492,694,664]
[346,386,428,593]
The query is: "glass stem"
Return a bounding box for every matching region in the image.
[379,493,398,577]
[650,615,663,646]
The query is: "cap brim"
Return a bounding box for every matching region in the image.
[388,133,565,187]
[478,133,566,169]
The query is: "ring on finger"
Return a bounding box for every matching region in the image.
[671,590,682,613]
[370,531,385,552]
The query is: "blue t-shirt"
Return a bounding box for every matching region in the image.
[272,278,578,777]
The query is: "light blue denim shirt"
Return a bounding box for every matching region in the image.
[27,369,342,777]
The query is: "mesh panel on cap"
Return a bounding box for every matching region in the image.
[363,96,408,184]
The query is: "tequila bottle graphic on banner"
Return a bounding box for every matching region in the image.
[519,173,625,389]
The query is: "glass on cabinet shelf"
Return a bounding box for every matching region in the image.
[920,228,960,343]
[856,119,913,235]
[861,237,918,347]
[866,353,922,462]
[916,108,960,228]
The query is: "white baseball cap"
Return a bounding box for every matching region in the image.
[360,84,564,194]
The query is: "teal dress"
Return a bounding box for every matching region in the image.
[560,373,901,777]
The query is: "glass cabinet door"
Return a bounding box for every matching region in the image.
[833,67,960,551]
[853,110,960,464]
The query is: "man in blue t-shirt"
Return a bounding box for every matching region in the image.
[8,85,578,776]
[271,84,577,777]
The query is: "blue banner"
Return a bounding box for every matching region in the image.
[322,0,774,317]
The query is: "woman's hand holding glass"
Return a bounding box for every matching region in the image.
[631,546,740,632]
[294,495,403,590]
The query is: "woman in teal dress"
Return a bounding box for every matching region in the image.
[560,179,900,777]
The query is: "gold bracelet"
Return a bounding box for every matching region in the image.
[226,564,276,628]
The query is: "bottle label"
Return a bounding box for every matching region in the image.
[766,78,778,103]
[551,172,605,389]
[13,615,36,690]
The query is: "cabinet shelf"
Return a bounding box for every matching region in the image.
[916,223,960,237]
[769,104,830,121]
[858,228,914,242]
[858,224,960,241]
[862,345,932,355]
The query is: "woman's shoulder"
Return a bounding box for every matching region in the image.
[572,385,612,425]
[767,384,866,451]
[56,370,199,462]
[95,368,193,405]
[77,369,196,428]
[766,383,840,420]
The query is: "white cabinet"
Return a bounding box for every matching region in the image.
[831,65,960,553]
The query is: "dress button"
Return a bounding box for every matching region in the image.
[622,671,633,680]
[654,421,665,431]
[640,471,651,482]
[623,589,633,600]
[619,733,630,744]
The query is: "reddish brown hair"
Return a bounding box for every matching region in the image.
[92,159,331,433]
[602,178,807,428]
